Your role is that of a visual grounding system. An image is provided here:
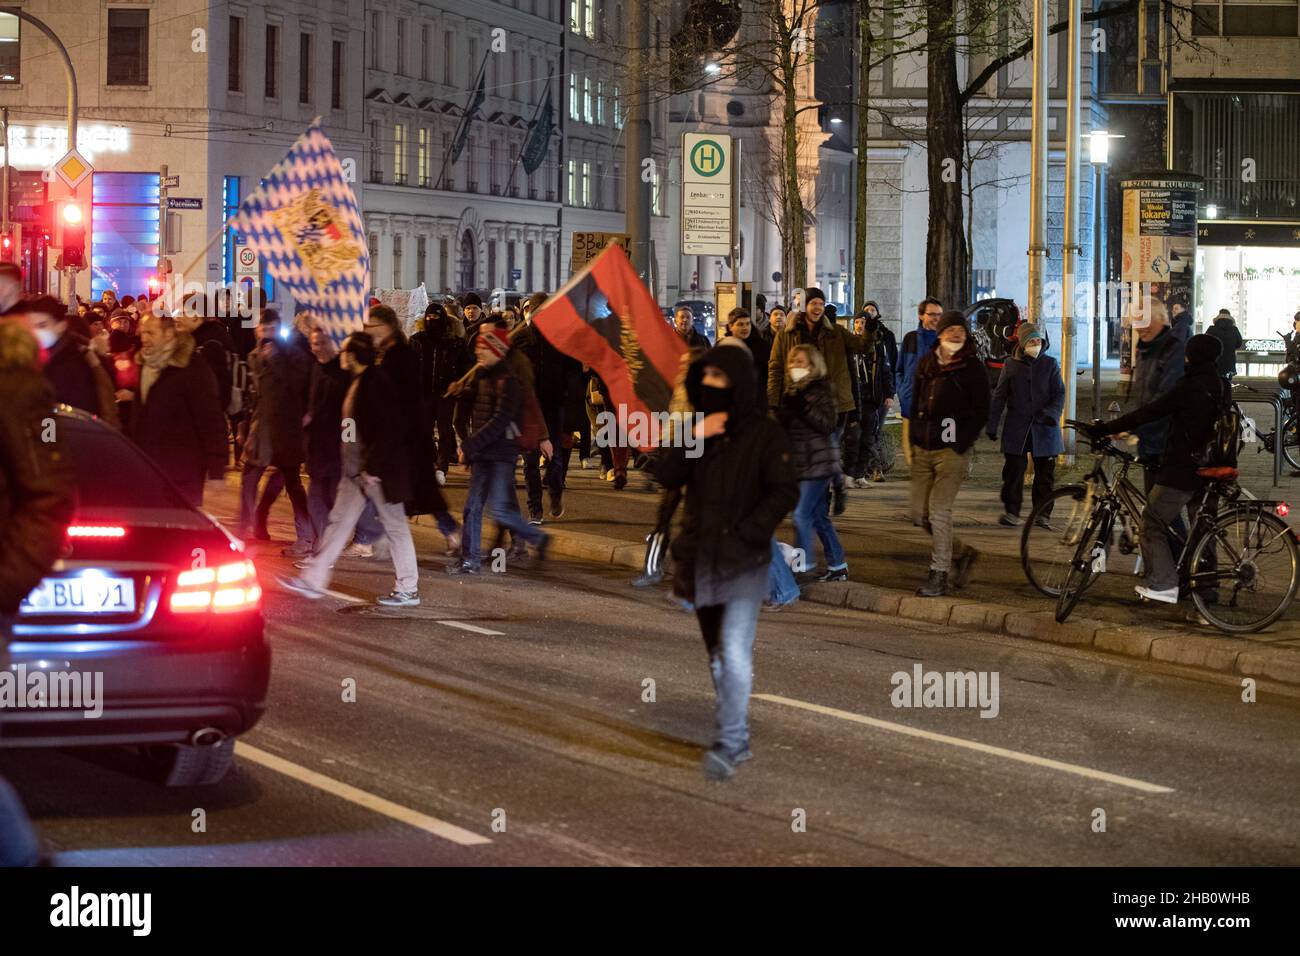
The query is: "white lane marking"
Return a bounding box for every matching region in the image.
[753,693,1175,794]
[436,620,505,636]
[235,743,492,846]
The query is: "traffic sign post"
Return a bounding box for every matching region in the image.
[680,133,735,259]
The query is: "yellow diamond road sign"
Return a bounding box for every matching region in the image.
[53,148,93,190]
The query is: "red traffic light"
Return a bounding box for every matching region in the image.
[61,203,85,225]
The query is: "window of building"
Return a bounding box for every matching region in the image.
[584,0,595,38]
[331,40,344,109]
[0,14,17,85]
[418,128,431,187]
[596,80,604,125]
[417,236,427,285]
[531,56,540,100]
[369,11,381,70]
[396,18,407,75]
[93,172,160,299]
[439,237,449,290]
[526,241,534,290]
[489,47,499,94]
[582,161,591,207]
[394,124,407,185]
[567,159,576,205]
[299,33,313,105]
[652,169,662,215]
[227,16,242,92]
[1193,1,1300,36]
[569,73,579,120]
[421,24,431,81]
[369,120,382,182]
[612,84,622,128]
[488,240,497,287]
[467,136,478,191]
[613,164,621,211]
[543,243,551,289]
[507,241,516,286]
[594,163,603,209]
[583,77,593,123]
[569,0,580,34]
[444,32,454,85]
[392,234,403,287]
[490,139,500,193]
[265,24,279,99]
[107,9,149,86]
[511,51,520,100]
[468,38,479,86]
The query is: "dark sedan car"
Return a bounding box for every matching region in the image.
[2,408,270,786]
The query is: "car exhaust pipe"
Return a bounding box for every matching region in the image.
[190,727,227,747]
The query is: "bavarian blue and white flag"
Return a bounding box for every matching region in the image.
[230,120,368,345]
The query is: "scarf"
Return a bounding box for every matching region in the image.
[139,339,177,402]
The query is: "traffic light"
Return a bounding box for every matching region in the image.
[0,228,13,262]
[60,202,87,270]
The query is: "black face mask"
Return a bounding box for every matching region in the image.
[108,330,133,352]
[697,385,734,415]
[863,315,879,330]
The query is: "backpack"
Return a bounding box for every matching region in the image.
[1194,380,1242,478]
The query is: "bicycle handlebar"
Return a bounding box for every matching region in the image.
[1064,419,1138,462]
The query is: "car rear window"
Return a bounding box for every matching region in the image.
[61,416,193,511]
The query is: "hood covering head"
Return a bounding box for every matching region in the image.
[1214,308,1234,323]
[0,318,40,371]
[1185,332,1222,366]
[686,340,758,424]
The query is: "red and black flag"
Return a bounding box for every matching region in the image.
[531,246,686,447]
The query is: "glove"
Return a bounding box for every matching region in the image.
[1081,420,1108,440]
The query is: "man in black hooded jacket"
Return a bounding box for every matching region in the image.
[653,342,798,781]
[1084,334,1228,605]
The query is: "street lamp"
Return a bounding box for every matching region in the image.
[704,61,721,75]
[1206,203,1219,219]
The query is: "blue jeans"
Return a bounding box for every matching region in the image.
[794,478,847,572]
[353,499,383,545]
[306,465,341,551]
[768,537,800,605]
[696,596,762,758]
[0,777,40,866]
[461,459,544,567]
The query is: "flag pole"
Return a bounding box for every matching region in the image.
[504,67,554,198]
[435,51,489,193]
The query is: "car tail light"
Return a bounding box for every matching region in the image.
[67,524,127,539]
[1277,502,1290,518]
[170,559,261,614]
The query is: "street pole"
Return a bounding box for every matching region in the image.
[2,107,10,242]
[1026,0,1049,324]
[623,0,651,284]
[1061,0,1082,460]
[1092,161,1104,419]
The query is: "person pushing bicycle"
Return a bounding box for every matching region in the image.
[1082,334,1229,604]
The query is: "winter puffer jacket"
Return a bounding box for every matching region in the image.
[909,341,991,454]
[1207,316,1243,378]
[777,374,839,480]
[0,321,76,615]
[654,343,799,603]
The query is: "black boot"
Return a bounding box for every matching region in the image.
[916,570,948,597]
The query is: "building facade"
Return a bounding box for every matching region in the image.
[359,0,669,302]
[0,0,366,310]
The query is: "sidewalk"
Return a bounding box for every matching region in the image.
[222,439,1300,690]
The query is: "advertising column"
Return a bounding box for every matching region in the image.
[1118,175,1200,379]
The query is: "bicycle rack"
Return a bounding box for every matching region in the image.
[1232,384,1285,487]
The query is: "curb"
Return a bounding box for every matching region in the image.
[540,526,1300,690]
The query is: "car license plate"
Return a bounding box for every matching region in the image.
[20,575,136,615]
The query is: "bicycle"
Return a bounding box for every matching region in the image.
[1236,380,1300,471]
[1027,421,1299,633]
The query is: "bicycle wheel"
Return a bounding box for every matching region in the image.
[1189,507,1300,633]
[1022,484,1093,596]
[1055,508,1113,623]
[1282,416,1300,471]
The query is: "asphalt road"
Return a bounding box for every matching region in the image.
[3,533,1298,866]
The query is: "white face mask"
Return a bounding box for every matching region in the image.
[939,340,962,356]
[789,366,810,382]
[34,327,59,349]
[1024,343,1042,358]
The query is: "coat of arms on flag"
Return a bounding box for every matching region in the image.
[229,120,369,344]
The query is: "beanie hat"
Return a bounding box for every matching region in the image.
[1215,308,1233,321]
[803,287,826,306]
[936,309,969,336]
[477,323,511,359]
[462,291,482,309]
[1185,332,1222,365]
[1016,323,1045,346]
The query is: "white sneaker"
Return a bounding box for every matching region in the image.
[341,542,374,558]
[435,469,447,486]
[854,477,871,488]
[1135,584,1179,604]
